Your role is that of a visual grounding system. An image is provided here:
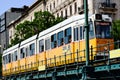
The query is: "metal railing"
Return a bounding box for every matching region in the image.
[3,40,120,76]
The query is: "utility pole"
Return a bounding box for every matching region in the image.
[81,0,90,80]
[84,0,89,67]
[81,0,95,80]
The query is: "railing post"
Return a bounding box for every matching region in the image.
[90,46,93,65]
[64,53,67,77]
[52,55,57,80]
[54,55,56,68]
[76,49,79,65]
[107,42,110,65]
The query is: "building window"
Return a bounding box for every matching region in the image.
[47,6,48,11]
[53,1,55,8]
[106,0,110,6]
[65,9,67,18]
[29,43,35,56]
[51,34,57,48]
[82,0,84,4]
[74,2,77,13]
[70,5,72,16]
[39,39,44,52]
[57,13,59,17]
[61,11,63,18]
[65,27,72,44]
[57,31,64,46]
[50,4,52,11]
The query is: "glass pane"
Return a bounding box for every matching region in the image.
[80,26,82,40]
[30,43,35,56]
[95,22,111,38]
[45,38,50,50]
[89,22,95,38]
[39,39,44,52]
[65,27,72,44]
[58,31,64,46]
[74,27,78,41]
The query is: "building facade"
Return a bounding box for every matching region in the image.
[2,0,120,54]
[0,7,28,54]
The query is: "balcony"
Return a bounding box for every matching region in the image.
[78,5,84,14]
[99,2,118,14]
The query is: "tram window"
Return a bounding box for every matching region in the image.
[11,53,13,62]
[65,27,72,44]
[5,56,7,64]
[80,26,83,40]
[51,34,57,49]
[14,51,17,61]
[29,43,35,56]
[57,31,64,46]
[8,54,11,63]
[89,22,95,38]
[95,22,111,38]
[3,56,5,64]
[39,39,44,52]
[74,27,79,41]
[26,47,28,57]
[6,55,8,64]
[20,48,25,59]
[45,38,50,50]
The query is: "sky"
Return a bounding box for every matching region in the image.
[0,0,36,15]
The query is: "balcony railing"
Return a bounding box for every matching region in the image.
[100,2,116,8]
[99,2,118,14]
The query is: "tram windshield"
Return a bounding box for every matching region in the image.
[95,21,111,38]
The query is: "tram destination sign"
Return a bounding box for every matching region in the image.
[95,22,110,26]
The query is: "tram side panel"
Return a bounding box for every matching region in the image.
[46,42,75,67]
[37,52,46,71]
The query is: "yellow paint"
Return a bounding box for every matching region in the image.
[38,65,46,71]
[110,49,120,58]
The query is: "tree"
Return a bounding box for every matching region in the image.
[111,20,120,41]
[9,11,64,47]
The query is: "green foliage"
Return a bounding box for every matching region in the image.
[111,20,120,41]
[9,11,64,47]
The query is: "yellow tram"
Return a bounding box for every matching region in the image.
[2,14,114,76]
